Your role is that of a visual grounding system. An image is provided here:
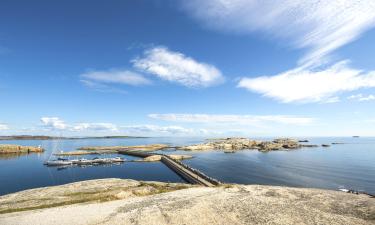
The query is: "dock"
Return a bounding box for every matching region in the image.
[119,150,221,187]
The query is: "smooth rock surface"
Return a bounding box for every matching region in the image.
[0,179,374,225]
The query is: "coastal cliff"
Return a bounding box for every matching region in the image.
[0,179,373,225]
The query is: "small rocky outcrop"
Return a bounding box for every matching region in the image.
[78,144,169,152]
[54,150,118,156]
[0,145,44,154]
[135,155,193,162]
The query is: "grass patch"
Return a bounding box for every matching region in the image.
[0,183,192,215]
[0,195,120,214]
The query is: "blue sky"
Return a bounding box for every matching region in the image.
[1,0,375,137]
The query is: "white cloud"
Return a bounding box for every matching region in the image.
[348,93,375,102]
[72,123,118,131]
[132,46,224,87]
[81,69,151,86]
[0,123,9,130]
[123,125,195,135]
[148,113,314,125]
[122,124,222,136]
[324,96,340,104]
[182,1,375,103]
[359,95,375,101]
[182,0,375,65]
[238,61,375,103]
[41,117,67,130]
[40,117,117,132]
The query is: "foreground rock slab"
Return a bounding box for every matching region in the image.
[0,179,374,225]
[0,179,191,214]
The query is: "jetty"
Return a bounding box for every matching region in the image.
[119,150,221,187]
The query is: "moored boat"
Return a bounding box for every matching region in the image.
[44,160,73,166]
[75,158,94,165]
[109,157,125,162]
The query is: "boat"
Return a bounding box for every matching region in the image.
[75,158,94,165]
[44,160,73,166]
[339,188,349,193]
[109,157,125,162]
[92,157,125,164]
[92,158,108,164]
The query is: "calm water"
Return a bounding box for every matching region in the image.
[0,137,374,195]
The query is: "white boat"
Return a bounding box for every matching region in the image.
[70,159,80,164]
[110,157,125,162]
[76,159,94,165]
[44,160,73,166]
[92,157,125,164]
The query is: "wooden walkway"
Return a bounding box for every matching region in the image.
[119,150,220,187]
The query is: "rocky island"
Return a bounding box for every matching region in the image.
[178,137,319,152]
[78,144,169,152]
[0,179,373,225]
[53,144,170,156]
[64,138,321,156]
[0,144,44,154]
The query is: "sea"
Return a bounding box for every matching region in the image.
[0,137,374,195]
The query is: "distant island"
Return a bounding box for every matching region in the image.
[0,135,147,140]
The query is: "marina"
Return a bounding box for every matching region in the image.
[44,157,125,167]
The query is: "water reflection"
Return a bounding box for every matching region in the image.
[0,152,43,160]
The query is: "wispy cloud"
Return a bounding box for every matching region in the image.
[182,1,375,103]
[238,61,375,103]
[123,125,192,134]
[0,123,9,130]
[80,79,128,94]
[72,123,118,131]
[122,124,218,136]
[148,113,314,125]
[40,117,118,132]
[133,46,224,87]
[348,93,375,101]
[182,0,375,66]
[80,69,151,92]
[323,96,340,104]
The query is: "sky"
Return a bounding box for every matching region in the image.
[1,0,375,137]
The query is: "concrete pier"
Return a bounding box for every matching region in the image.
[119,150,220,187]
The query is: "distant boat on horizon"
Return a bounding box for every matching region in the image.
[352,136,360,138]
